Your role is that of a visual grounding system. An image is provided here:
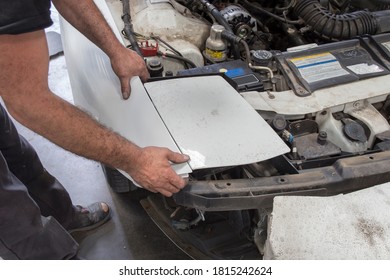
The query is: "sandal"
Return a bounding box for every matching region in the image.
[67,202,111,233]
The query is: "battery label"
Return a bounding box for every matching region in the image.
[205,48,226,60]
[289,52,350,84]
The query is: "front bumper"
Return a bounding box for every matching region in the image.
[174,151,390,211]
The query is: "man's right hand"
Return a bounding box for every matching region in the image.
[128,147,190,197]
[110,47,149,100]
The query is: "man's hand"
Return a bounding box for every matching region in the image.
[128,147,190,197]
[110,47,149,99]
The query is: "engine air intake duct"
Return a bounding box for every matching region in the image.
[293,0,390,40]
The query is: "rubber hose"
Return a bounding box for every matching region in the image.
[293,0,390,40]
[197,0,232,33]
[122,0,143,56]
[157,51,197,69]
[221,30,251,64]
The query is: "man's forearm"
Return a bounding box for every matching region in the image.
[52,0,123,59]
[4,87,188,196]
[0,29,139,180]
[5,86,141,176]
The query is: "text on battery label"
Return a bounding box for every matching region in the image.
[289,52,350,83]
[347,63,385,75]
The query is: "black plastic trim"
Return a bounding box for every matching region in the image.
[174,151,390,211]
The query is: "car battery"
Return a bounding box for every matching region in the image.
[177,60,264,92]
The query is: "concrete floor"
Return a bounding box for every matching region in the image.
[9,8,189,260]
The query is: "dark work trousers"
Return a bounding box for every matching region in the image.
[0,104,78,259]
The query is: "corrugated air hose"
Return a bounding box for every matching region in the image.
[293,0,390,40]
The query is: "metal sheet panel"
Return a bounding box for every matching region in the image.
[145,76,290,169]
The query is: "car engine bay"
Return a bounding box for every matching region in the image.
[63,0,390,259]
